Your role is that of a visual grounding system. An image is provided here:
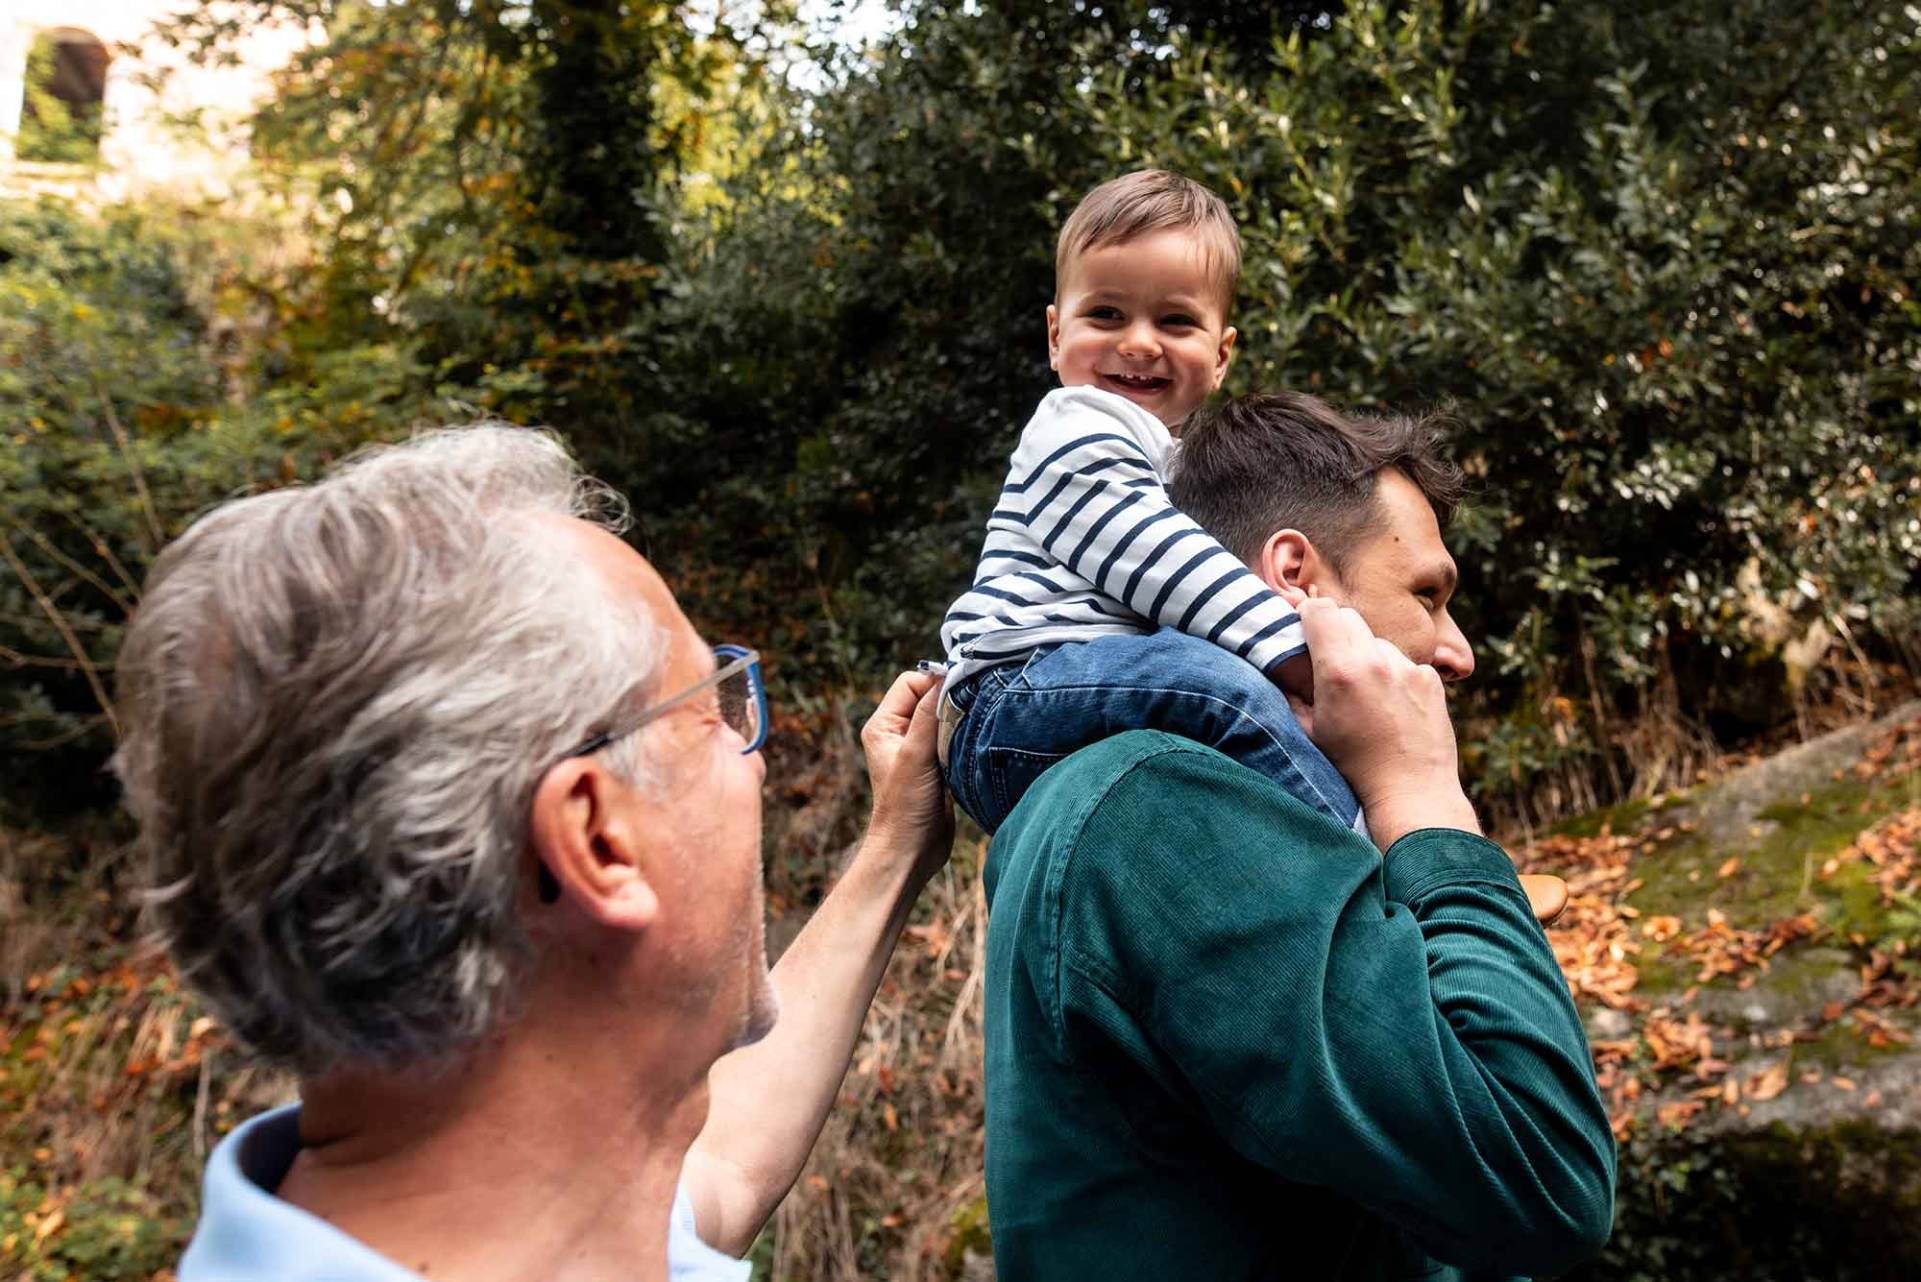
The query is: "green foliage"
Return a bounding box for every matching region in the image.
[524,0,671,261]
[670,0,1921,815]
[1,200,214,813]
[187,0,742,441]
[0,0,760,808]
[14,37,104,165]
[1166,0,1921,742]
[0,1169,184,1281]
[0,199,430,817]
[6,0,1918,828]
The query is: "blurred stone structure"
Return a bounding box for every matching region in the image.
[0,1,307,200]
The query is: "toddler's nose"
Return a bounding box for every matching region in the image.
[1117,323,1162,359]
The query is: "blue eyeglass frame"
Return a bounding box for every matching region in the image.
[564,644,768,759]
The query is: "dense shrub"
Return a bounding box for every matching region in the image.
[0,200,431,818]
[1575,1125,1921,1282]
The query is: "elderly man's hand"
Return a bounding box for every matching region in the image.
[862,671,956,887]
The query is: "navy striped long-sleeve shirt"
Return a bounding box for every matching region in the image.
[940,386,1305,689]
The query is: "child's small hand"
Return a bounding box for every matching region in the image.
[1274,650,1313,715]
[1519,873,1570,925]
[1275,583,1316,728]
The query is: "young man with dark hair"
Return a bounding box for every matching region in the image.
[979,392,1615,1281]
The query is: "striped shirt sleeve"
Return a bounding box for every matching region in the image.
[1000,389,1305,676]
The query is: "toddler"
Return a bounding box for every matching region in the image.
[937,168,1351,834]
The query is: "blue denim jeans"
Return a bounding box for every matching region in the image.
[943,628,1361,835]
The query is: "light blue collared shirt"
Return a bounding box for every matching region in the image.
[178,1105,750,1282]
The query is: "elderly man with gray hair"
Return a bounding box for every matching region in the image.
[113,426,956,1282]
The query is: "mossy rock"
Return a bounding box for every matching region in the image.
[1626,771,1916,941]
[1680,946,1859,1033]
[1551,706,1921,1278]
[1594,704,1919,1009]
[1570,1123,1921,1282]
[1664,701,1921,855]
[1552,795,1659,841]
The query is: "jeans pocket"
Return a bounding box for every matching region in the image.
[984,745,1067,824]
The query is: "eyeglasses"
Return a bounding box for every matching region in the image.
[566,644,768,760]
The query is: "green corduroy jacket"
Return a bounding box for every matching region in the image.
[982,732,1616,1281]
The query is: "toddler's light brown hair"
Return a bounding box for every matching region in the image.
[1055,169,1242,311]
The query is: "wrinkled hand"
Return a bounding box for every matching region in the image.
[861,670,956,888]
[1294,597,1480,849]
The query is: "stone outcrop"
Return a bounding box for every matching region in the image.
[1532,702,1921,1282]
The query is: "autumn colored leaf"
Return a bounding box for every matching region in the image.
[1641,915,1683,942]
[1745,1064,1789,1102]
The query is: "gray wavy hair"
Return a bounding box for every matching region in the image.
[114,426,661,1076]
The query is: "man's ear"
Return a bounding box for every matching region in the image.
[1212,324,1237,389]
[1045,303,1061,371]
[1255,528,1315,603]
[527,758,659,933]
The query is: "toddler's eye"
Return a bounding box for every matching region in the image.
[1087,306,1123,321]
[1162,314,1197,328]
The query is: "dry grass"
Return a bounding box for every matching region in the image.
[754,694,993,1280]
[1476,652,1918,842]
[762,839,990,1281]
[0,823,288,1279]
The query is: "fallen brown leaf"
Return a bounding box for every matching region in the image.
[1745,1063,1789,1102]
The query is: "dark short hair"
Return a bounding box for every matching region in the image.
[1169,390,1466,574]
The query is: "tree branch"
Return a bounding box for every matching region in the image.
[97,391,166,553]
[0,537,120,736]
[0,645,107,672]
[58,509,143,603]
[17,713,113,752]
[6,516,134,615]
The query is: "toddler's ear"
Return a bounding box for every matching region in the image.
[1045,303,1061,370]
[1213,325,1238,388]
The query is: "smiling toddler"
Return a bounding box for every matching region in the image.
[934,169,1356,834]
